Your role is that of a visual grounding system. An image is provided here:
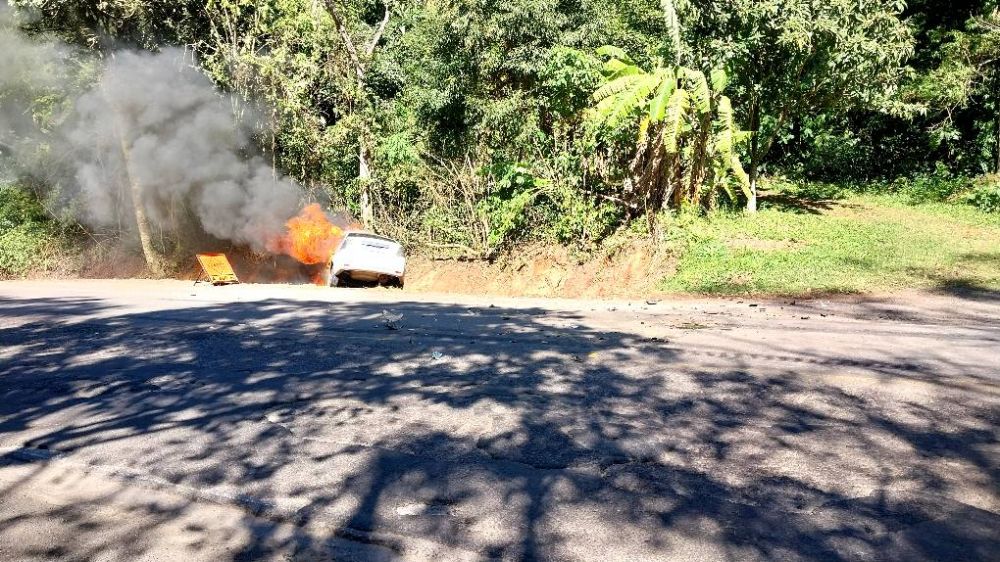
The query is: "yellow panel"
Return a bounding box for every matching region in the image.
[196,253,240,285]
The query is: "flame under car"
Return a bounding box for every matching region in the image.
[329,232,406,287]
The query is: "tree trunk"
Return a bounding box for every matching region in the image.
[103,78,167,277]
[324,0,392,230]
[994,111,1000,174]
[747,101,761,213]
[359,141,373,228]
[117,133,166,277]
[687,112,712,207]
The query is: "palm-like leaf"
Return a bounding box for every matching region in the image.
[637,115,651,145]
[648,67,677,122]
[590,74,660,130]
[603,58,641,79]
[730,154,753,199]
[661,0,682,67]
[684,68,711,115]
[714,95,735,157]
[663,87,688,153]
[606,75,660,128]
[710,68,728,94]
[592,73,645,103]
[596,45,634,65]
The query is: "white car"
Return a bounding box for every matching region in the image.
[330,232,406,287]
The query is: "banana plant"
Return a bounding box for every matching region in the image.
[586,0,753,217]
[588,49,752,215]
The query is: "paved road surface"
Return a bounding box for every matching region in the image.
[1,280,998,561]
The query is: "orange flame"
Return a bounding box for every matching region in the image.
[268,204,344,283]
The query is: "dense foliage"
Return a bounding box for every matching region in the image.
[3,0,1000,261]
[0,180,62,276]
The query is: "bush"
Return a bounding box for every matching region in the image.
[0,182,58,277]
[963,174,1000,213]
[760,176,848,200]
[546,187,622,248]
[889,164,972,204]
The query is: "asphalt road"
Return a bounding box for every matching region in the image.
[0,280,998,561]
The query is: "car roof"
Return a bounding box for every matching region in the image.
[342,231,400,244]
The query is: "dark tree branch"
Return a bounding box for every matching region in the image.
[322,0,392,80]
[366,3,391,57]
[323,0,364,80]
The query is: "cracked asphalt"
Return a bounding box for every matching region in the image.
[0,279,998,561]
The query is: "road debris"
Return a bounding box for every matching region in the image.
[380,309,403,330]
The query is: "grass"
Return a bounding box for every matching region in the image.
[660,193,1000,295]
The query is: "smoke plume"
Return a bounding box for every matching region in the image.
[70,48,303,248]
[1,4,306,252]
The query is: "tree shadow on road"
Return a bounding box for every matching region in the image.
[0,294,997,561]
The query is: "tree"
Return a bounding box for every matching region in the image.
[107,101,167,276]
[391,0,568,160]
[10,0,206,49]
[686,0,914,209]
[587,1,751,219]
[909,6,1000,173]
[322,0,393,228]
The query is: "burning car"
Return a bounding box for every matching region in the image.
[330,232,406,287]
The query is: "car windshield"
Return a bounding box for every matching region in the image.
[342,234,399,253]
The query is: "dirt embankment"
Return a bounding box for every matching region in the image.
[404,240,677,299]
[28,238,678,299]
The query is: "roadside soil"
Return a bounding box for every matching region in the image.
[404,240,677,299]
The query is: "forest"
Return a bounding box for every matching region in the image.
[1,0,999,293]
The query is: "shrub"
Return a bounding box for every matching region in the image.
[760,176,847,200]
[891,164,972,203]
[476,163,551,253]
[546,187,622,248]
[0,182,58,277]
[963,174,1000,213]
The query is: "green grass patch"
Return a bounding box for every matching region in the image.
[661,194,1000,295]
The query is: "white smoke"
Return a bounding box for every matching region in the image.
[1,5,305,251]
[0,3,69,159]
